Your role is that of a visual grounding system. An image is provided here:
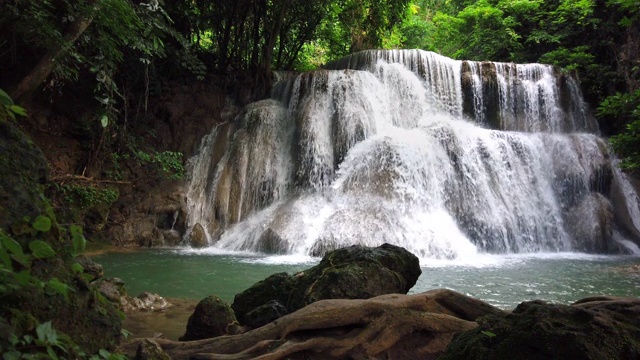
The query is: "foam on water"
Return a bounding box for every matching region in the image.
[184,49,640,260]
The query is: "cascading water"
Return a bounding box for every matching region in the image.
[185,49,640,259]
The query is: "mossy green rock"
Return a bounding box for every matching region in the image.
[231,272,295,325]
[231,243,421,327]
[180,295,237,341]
[0,122,48,236]
[288,243,421,309]
[439,298,640,360]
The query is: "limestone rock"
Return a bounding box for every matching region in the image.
[231,243,421,328]
[134,339,171,360]
[440,297,640,360]
[190,223,207,248]
[243,300,288,329]
[231,272,295,325]
[125,292,173,312]
[180,295,238,341]
[289,243,421,310]
[75,254,104,281]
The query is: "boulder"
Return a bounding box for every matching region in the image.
[231,272,295,325]
[180,295,238,341]
[231,243,421,328]
[124,292,172,312]
[439,297,640,360]
[134,339,171,360]
[288,243,422,310]
[190,223,207,248]
[75,254,104,281]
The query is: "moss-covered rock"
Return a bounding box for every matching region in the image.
[180,295,237,341]
[439,298,640,360]
[230,243,421,328]
[0,122,49,240]
[231,272,295,325]
[0,121,123,355]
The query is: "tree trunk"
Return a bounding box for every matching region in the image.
[11,0,100,102]
[119,289,504,360]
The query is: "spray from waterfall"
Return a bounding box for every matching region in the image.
[184,49,640,259]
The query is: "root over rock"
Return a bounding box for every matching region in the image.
[120,289,504,360]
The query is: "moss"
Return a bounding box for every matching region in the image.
[439,300,640,360]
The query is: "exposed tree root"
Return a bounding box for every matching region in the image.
[121,289,504,360]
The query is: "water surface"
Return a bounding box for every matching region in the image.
[94,249,640,309]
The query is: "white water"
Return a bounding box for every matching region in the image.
[185,49,640,259]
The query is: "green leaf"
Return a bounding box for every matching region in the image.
[481,330,497,338]
[36,321,58,344]
[10,253,31,267]
[0,246,11,270]
[0,88,13,106]
[71,262,84,274]
[8,105,27,117]
[101,115,109,128]
[32,215,52,232]
[99,348,111,359]
[14,270,31,286]
[47,345,60,360]
[29,240,56,259]
[46,278,72,301]
[2,237,23,256]
[70,225,86,255]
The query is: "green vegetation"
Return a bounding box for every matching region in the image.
[0,216,123,359]
[0,0,639,354]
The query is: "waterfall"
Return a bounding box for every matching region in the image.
[185,49,640,259]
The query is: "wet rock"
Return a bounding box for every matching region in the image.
[98,277,127,303]
[257,227,289,254]
[440,297,640,360]
[244,300,288,329]
[289,243,421,310]
[134,339,171,360]
[231,243,421,327]
[565,193,614,252]
[124,292,172,312]
[161,229,181,246]
[232,272,295,325]
[180,295,238,341]
[190,223,207,248]
[75,255,104,281]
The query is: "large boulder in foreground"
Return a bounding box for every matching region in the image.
[440,296,640,360]
[232,243,421,328]
[180,295,237,341]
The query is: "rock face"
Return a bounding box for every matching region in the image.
[180,295,237,341]
[232,243,421,328]
[0,121,48,234]
[440,297,640,360]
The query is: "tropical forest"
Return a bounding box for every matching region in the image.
[1,0,640,359]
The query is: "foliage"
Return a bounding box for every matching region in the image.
[48,184,119,211]
[599,90,640,170]
[0,217,124,359]
[0,89,27,123]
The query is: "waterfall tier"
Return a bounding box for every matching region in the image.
[185,49,640,259]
